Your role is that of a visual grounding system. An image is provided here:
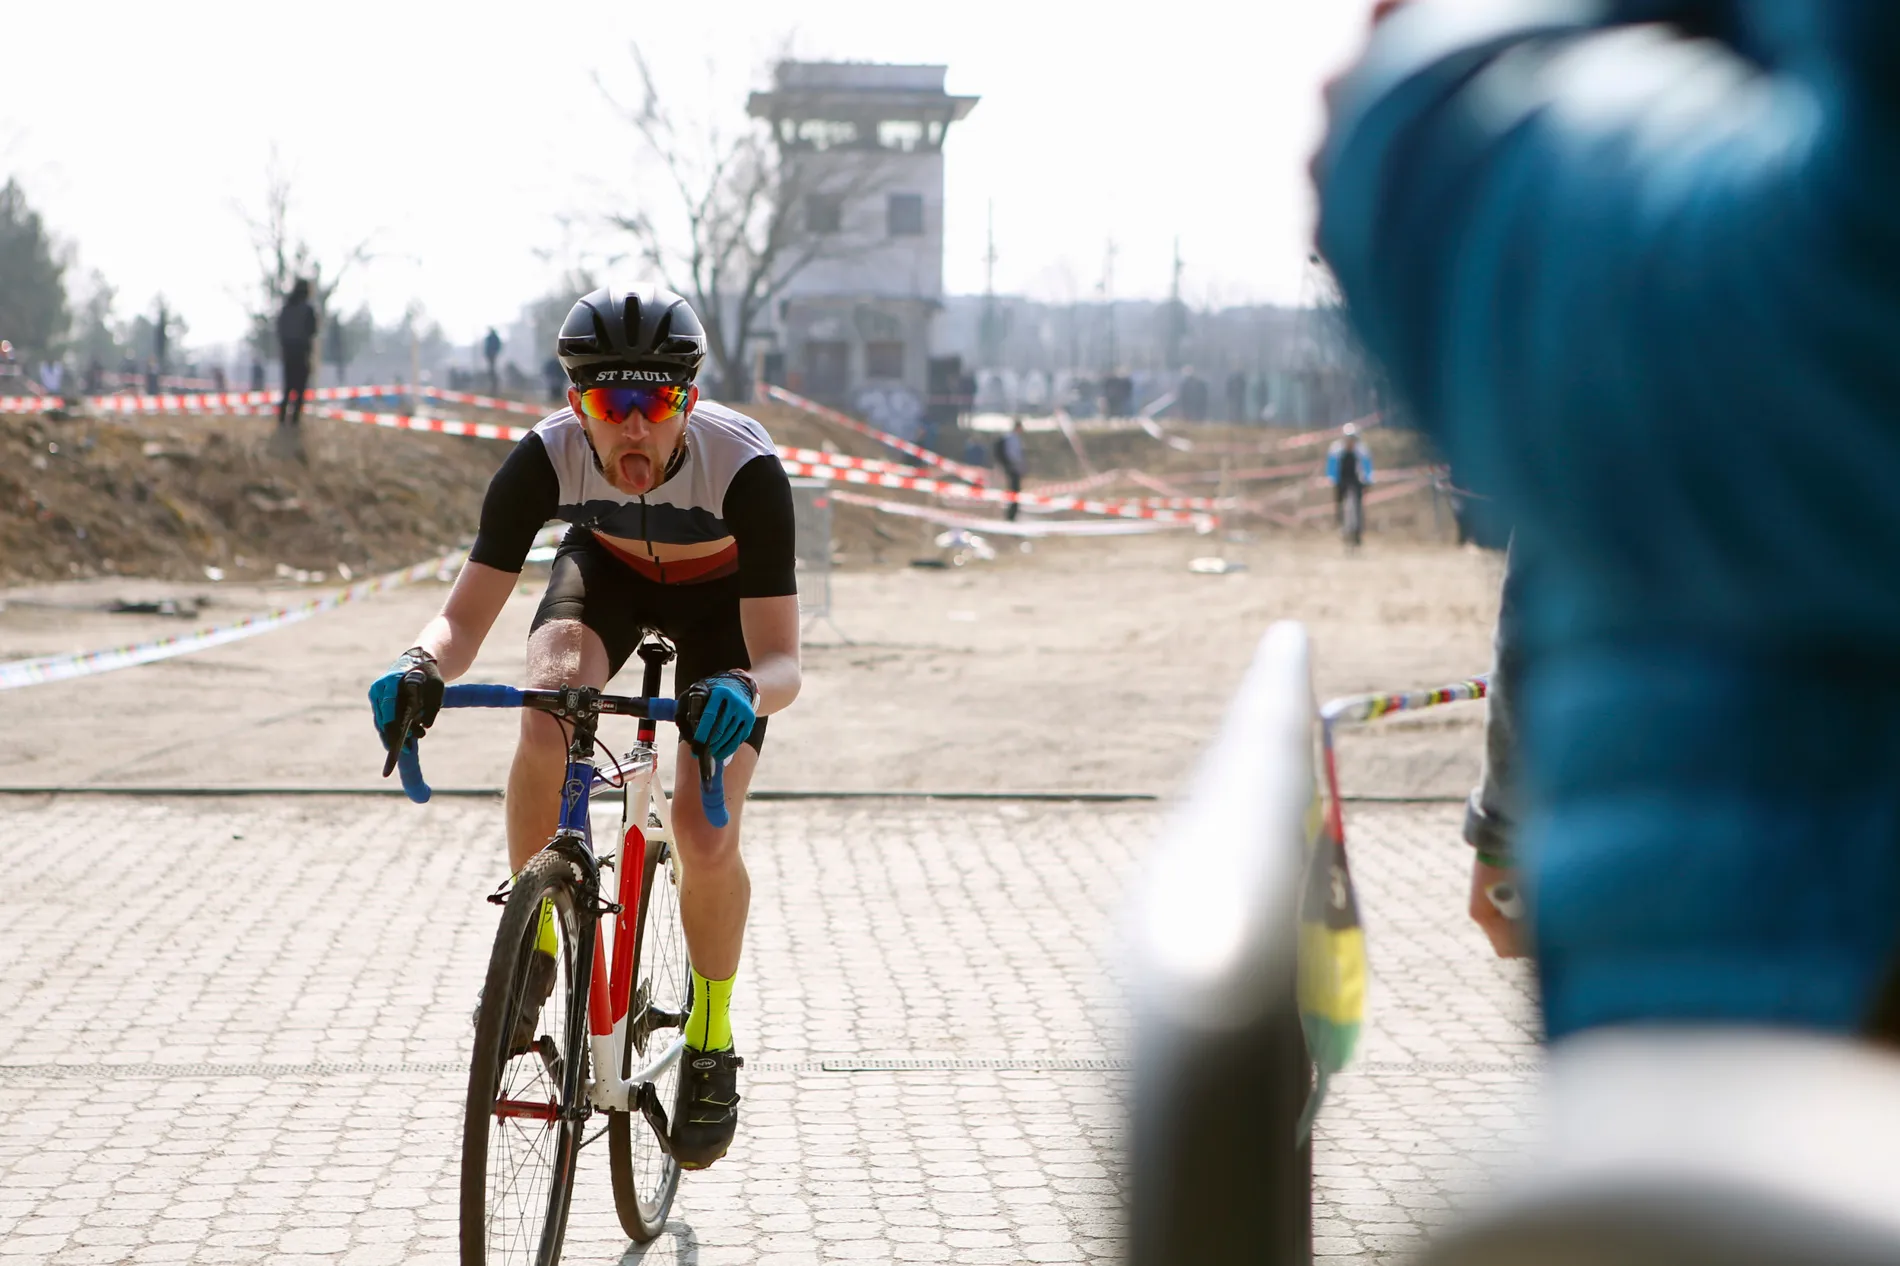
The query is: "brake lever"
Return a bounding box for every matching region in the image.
[382,673,427,778]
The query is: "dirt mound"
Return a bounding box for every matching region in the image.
[0,398,1450,586]
[0,411,503,584]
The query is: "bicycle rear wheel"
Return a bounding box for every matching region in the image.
[608,833,690,1240]
[461,844,593,1266]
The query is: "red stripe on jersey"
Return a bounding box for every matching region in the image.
[593,532,739,584]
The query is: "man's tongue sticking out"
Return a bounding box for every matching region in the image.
[618,448,653,492]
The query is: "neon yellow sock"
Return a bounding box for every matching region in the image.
[682,968,735,1052]
[532,892,559,958]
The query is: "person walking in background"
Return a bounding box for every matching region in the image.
[483,326,503,395]
[273,278,318,458]
[1326,422,1372,545]
[994,417,1027,522]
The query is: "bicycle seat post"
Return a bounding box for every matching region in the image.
[635,638,676,746]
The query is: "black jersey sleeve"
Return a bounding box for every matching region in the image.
[722,454,798,598]
[469,432,560,572]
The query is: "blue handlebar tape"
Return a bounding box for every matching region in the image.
[702,761,728,829]
[396,745,431,804]
[648,697,677,722]
[442,684,525,708]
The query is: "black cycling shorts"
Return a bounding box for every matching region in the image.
[531,529,768,752]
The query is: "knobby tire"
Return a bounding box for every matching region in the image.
[460,845,594,1266]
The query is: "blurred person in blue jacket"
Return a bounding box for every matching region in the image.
[1317,0,1900,1042]
[1326,423,1375,542]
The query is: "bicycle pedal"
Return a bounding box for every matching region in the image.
[635,1080,673,1157]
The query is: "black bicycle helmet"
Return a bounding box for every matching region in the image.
[556,284,707,388]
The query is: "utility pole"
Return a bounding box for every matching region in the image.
[979,200,1003,369]
[1099,239,1119,373]
[1166,237,1186,372]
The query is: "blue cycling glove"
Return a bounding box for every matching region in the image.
[369,647,444,755]
[680,671,759,764]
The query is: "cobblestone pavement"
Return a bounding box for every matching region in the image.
[0,796,1534,1264]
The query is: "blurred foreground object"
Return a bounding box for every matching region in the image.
[1318,0,1900,1036]
[1423,1029,1900,1266]
[1128,622,1323,1263]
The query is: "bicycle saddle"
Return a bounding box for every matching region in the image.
[1422,1028,1900,1266]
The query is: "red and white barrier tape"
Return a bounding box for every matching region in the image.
[824,490,1192,537]
[0,395,63,413]
[309,405,533,443]
[761,384,989,485]
[417,386,548,416]
[1025,469,1129,498]
[777,459,1212,525]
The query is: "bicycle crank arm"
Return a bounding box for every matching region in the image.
[588,1032,688,1112]
[636,1081,674,1157]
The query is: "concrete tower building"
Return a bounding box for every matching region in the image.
[747,62,978,432]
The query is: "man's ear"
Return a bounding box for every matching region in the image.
[686,384,700,414]
[566,385,582,415]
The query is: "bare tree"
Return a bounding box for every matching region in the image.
[240,161,371,380]
[598,45,896,401]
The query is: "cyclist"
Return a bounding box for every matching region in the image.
[368,284,801,1169]
[1325,423,1372,546]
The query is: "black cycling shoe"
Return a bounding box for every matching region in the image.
[670,1048,743,1169]
[472,950,559,1055]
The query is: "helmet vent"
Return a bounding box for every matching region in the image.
[624,294,642,341]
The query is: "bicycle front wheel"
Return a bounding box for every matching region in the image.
[461,844,593,1266]
[608,833,690,1240]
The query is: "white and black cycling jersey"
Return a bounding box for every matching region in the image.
[469,399,797,596]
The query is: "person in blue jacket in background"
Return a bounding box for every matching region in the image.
[1317,0,1900,1042]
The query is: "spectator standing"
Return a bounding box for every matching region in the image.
[994,417,1027,523]
[153,299,170,382]
[83,357,102,396]
[274,278,319,454]
[483,327,503,395]
[249,361,266,393]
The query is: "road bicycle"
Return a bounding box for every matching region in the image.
[389,637,723,1264]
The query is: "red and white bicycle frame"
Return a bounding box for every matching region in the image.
[586,717,688,1113]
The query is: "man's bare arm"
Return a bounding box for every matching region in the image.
[738,594,801,715]
[412,561,518,681]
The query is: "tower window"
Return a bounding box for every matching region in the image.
[806,195,843,234]
[865,340,905,380]
[887,193,924,237]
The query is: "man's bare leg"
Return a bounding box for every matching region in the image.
[505,618,610,873]
[669,741,758,981]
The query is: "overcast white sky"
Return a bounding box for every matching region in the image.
[2,0,1375,350]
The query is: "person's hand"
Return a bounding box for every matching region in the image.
[679,671,759,764]
[368,647,444,754]
[1468,855,1528,958]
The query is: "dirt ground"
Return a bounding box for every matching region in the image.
[0,523,1503,799]
[1,401,1444,583]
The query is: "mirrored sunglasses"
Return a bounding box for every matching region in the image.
[575,384,692,425]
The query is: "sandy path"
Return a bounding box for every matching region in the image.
[0,533,1503,798]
